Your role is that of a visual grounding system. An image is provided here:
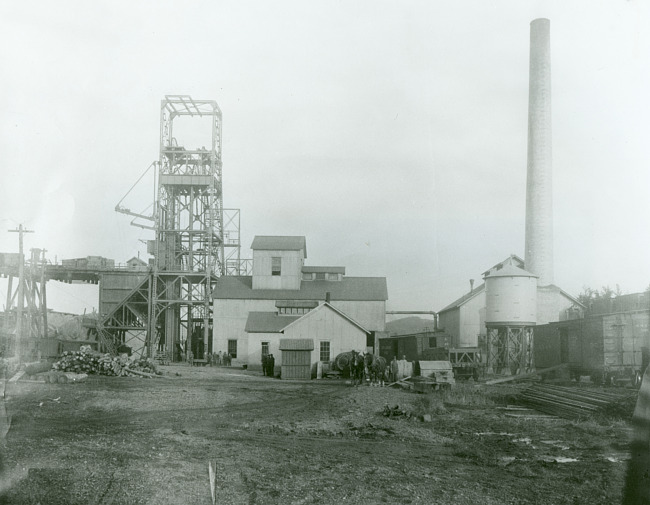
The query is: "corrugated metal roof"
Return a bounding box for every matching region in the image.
[279,338,314,350]
[250,236,307,257]
[438,283,485,313]
[301,266,345,274]
[213,276,388,301]
[244,312,300,333]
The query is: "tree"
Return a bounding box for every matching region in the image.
[577,286,596,306]
[577,285,624,306]
[600,285,614,300]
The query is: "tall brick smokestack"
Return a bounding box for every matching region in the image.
[525,18,553,286]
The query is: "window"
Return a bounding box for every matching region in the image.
[303,272,314,281]
[227,339,238,359]
[319,341,330,362]
[327,273,339,281]
[278,307,311,315]
[261,342,269,357]
[315,272,326,280]
[429,337,437,348]
[272,257,281,276]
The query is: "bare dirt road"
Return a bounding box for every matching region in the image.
[0,365,635,504]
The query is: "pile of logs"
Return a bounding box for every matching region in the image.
[52,346,160,378]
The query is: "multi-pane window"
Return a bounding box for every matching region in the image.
[227,339,238,359]
[272,257,281,276]
[261,342,269,357]
[327,273,339,281]
[278,307,311,315]
[315,272,326,280]
[302,272,314,281]
[319,341,330,362]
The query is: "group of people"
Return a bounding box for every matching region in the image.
[206,351,232,366]
[261,353,275,377]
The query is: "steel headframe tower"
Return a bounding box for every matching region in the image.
[148,95,227,360]
[105,95,246,359]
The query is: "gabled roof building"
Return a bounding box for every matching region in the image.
[212,236,388,373]
[438,255,584,349]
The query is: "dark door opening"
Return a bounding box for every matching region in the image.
[559,328,569,363]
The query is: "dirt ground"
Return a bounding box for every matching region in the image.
[0,365,637,505]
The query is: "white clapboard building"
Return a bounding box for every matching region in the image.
[212,236,388,376]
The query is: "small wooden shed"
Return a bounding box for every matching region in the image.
[279,339,314,379]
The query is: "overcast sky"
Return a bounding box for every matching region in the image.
[1,1,649,316]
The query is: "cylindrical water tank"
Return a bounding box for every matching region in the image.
[485,264,538,325]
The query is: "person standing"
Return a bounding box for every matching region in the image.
[262,353,268,376]
[391,356,399,382]
[268,354,275,378]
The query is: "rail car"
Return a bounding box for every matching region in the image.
[60,256,115,269]
[535,310,650,387]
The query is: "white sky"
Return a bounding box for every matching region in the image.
[0,0,649,315]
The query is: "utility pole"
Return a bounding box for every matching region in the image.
[39,248,48,339]
[9,224,34,359]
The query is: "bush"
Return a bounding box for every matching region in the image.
[411,395,447,417]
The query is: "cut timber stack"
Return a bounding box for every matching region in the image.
[518,383,634,419]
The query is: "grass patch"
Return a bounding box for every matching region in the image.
[440,384,502,407]
[411,395,447,417]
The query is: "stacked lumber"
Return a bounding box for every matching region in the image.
[518,383,634,419]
